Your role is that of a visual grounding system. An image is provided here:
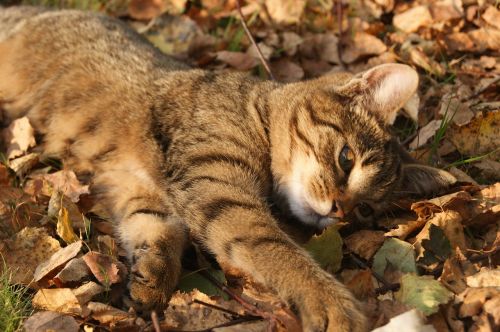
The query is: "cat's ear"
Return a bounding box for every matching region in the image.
[400,164,457,197]
[338,64,419,124]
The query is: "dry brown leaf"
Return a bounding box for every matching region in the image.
[34,240,83,285]
[247,42,273,61]
[445,32,475,52]
[23,311,80,332]
[0,164,9,185]
[271,58,304,83]
[8,153,39,177]
[216,51,259,70]
[73,281,105,305]
[385,219,426,240]
[429,0,463,22]
[0,227,61,286]
[265,0,305,25]
[448,111,500,160]
[128,0,186,19]
[458,287,500,318]
[45,170,89,203]
[439,248,474,294]
[468,27,500,52]
[33,288,89,316]
[282,32,303,56]
[407,47,445,77]
[393,6,433,33]
[482,6,500,30]
[467,268,500,288]
[54,257,92,286]
[341,32,387,64]
[345,230,385,260]
[410,119,442,150]
[87,302,132,324]
[415,210,466,252]
[2,117,36,160]
[165,290,244,330]
[82,251,124,286]
[343,268,376,299]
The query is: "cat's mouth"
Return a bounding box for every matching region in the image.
[301,205,340,229]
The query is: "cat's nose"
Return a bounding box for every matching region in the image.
[328,201,344,218]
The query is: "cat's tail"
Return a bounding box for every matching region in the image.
[0,6,46,42]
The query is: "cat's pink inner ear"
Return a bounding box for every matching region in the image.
[361,64,419,124]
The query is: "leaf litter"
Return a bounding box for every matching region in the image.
[0,0,498,331]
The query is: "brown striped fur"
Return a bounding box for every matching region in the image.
[0,7,456,331]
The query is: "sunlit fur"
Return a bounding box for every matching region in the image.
[0,7,456,332]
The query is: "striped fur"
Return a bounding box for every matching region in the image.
[0,7,456,331]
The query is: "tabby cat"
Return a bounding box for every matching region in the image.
[0,6,456,331]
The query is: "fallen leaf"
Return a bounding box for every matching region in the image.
[482,6,500,30]
[87,302,132,324]
[341,32,387,64]
[246,42,274,61]
[72,281,105,305]
[395,274,453,315]
[393,6,433,33]
[54,257,92,286]
[34,241,83,285]
[2,117,36,160]
[216,51,259,70]
[385,219,426,240]
[468,27,500,52]
[271,58,304,83]
[32,288,88,316]
[0,227,61,286]
[458,287,500,318]
[429,0,463,22]
[304,225,343,272]
[282,31,303,56]
[56,207,80,244]
[466,268,500,288]
[128,0,186,19]
[449,111,500,160]
[410,120,443,150]
[372,309,436,332]
[265,0,306,25]
[343,268,376,299]
[82,251,123,286]
[8,153,39,177]
[416,223,452,267]
[45,170,89,203]
[345,230,385,260]
[23,311,80,332]
[373,238,417,276]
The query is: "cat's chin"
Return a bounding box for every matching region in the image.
[292,204,340,229]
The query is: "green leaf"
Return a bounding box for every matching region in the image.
[177,268,228,299]
[395,274,453,315]
[373,238,417,276]
[304,225,343,272]
[419,224,452,266]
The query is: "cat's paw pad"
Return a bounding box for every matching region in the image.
[128,244,180,311]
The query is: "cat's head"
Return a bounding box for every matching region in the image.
[269,64,456,228]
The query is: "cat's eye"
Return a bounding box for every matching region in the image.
[356,203,374,218]
[339,145,355,173]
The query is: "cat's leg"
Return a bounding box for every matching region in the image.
[174,176,367,332]
[92,163,188,310]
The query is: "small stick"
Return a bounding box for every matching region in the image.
[192,298,249,318]
[349,254,400,294]
[235,0,275,80]
[462,76,500,102]
[151,310,162,332]
[335,0,345,68]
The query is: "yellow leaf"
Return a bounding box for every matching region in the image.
[57,207,79,244]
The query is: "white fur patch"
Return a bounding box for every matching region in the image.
[280,151,333,227]
[348,163,377,195]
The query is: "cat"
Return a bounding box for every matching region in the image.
[0,6,456,331]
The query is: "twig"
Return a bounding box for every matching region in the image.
[151,310,162,332]
[235,0,275,80]
[349,254,400,294]
[335,0,345,68]
[192,298,248,318]
[462,76,500,102]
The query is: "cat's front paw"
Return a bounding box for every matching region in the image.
[296,275,368,332]
[128,243,181,311]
